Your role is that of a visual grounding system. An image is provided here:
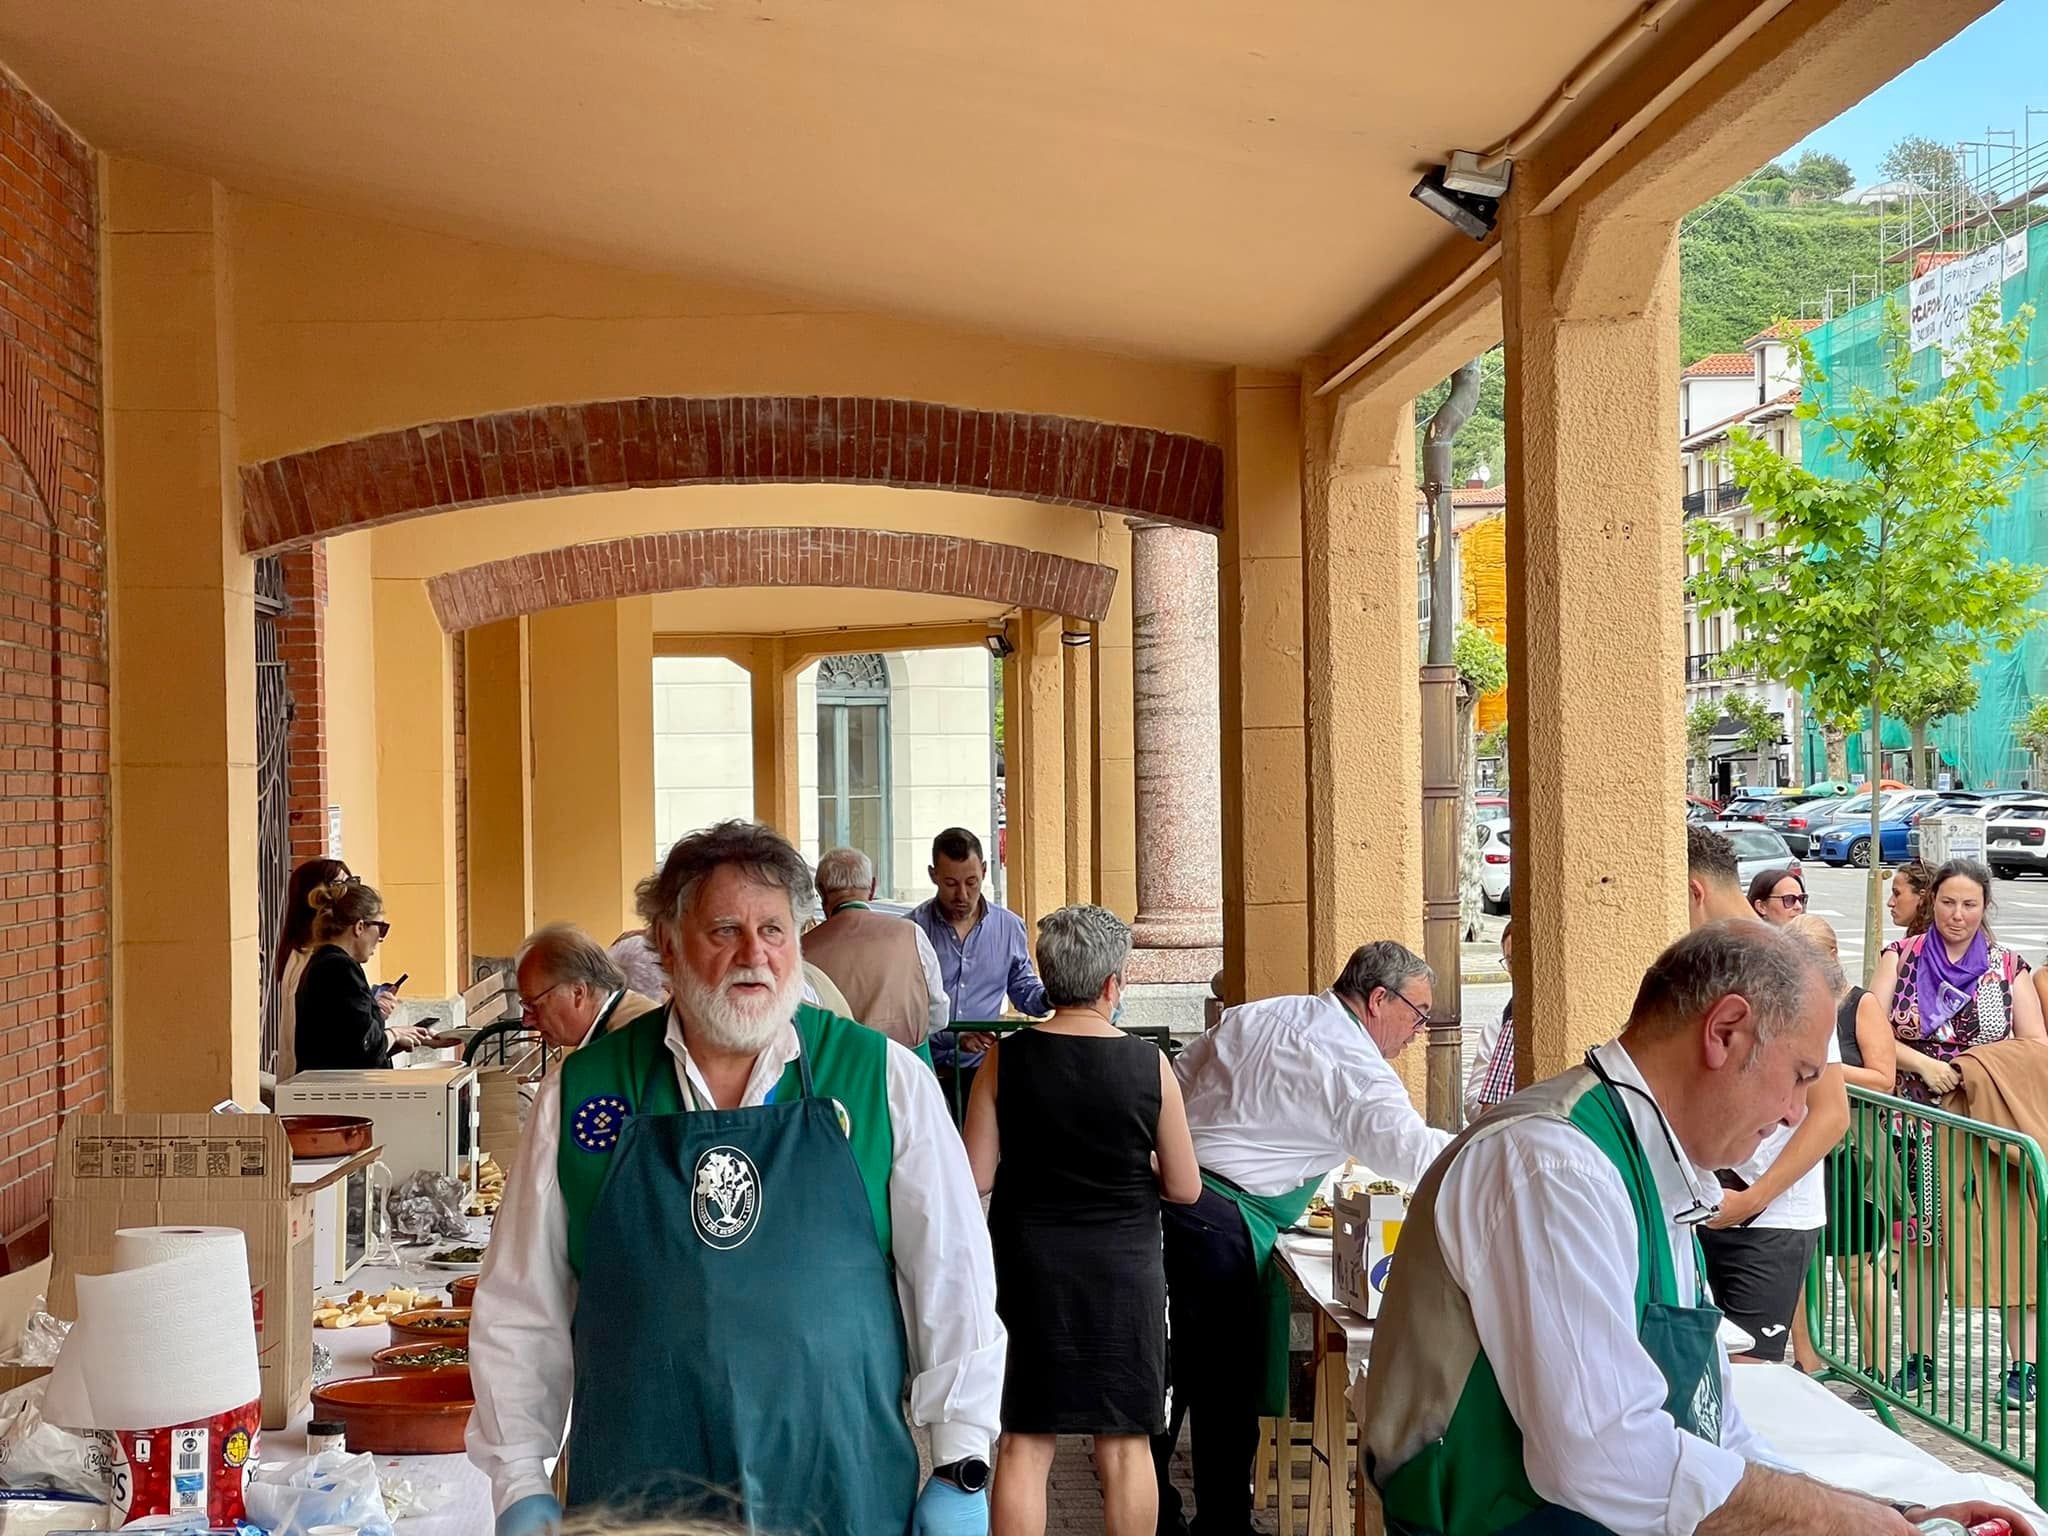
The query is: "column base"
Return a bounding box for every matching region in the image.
[1125,943,1223,985]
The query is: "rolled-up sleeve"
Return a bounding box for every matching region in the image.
[466,1076,576,1516]
[1004,922,1049,1020]
[1319,1041,1454,1188]
[1438,1130,1748,1536]
[883,1043,1006,1462]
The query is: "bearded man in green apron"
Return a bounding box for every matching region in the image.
[1362,921,2031,1536]
[467,821,1006,1536]
[1156,940,1455,1536]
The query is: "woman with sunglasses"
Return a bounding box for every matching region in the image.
[296,879,432,1070]
[1746,866,1807,924]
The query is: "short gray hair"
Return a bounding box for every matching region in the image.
[517,923,624,992]
[1332,940,1433,1005]
[1036,905,1133,1008]
[1627,919,1825,1044]
[636,821,816,933]
[815,846,875,897]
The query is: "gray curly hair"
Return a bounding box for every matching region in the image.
[636,821,816,934]
[1036,904,1133,1008]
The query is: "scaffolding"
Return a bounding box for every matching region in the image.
[1874,108,2048,282]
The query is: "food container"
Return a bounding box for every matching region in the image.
[308,1372,475,1455]
[280,1115,375,1160]
[447,1273,478,1307]
[371,1341,471,1377]
[386,1306,470,1345]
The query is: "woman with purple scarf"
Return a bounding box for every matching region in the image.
[1871,858,2046,1404]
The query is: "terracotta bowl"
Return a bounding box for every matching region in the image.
[310,1372,474,1455]
[280,1114,373,1160]
[387,1305,470,1345]
[371,1341,471,1377]
[447,1273,478,1308]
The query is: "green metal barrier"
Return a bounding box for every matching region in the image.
[935,1019,1181,1126]
[1805,1086,2048,1502]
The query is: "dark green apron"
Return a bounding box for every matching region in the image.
[563,1041,919,1532]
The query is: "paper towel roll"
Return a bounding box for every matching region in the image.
[44,1227,262,1431]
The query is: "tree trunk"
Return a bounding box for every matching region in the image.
[1863,700,1885,986]
[1823,723,1849,781]
[1909,720,1931,788]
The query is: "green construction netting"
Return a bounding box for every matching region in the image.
[1795,222,2048,789]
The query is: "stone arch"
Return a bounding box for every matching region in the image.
[425,527,1118,633]
[240,396,1226,553]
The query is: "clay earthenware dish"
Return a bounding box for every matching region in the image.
[370,1341,471,1378]
[386,1305,471,1345]
[309,1372,474,1454]
[447,1273,478,1307]
[280,1114,374,1160]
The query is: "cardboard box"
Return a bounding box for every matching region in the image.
[1333,1187,1407,1319]
[49,1115,311,1431]
[0,1257,55,1395]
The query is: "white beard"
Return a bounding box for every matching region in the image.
[673,960,804,1056]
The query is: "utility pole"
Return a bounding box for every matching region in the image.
[1421,361,1481,1132]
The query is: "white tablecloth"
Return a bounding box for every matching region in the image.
[265,1247,494,1536]
[1274,1232,1374,1383]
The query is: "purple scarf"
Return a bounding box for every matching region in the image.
[1914,929,1990,1039]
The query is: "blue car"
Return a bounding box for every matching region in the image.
[1815,806,1928,868]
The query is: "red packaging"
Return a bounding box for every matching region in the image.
[87,1400,260,1528]
[1966,1523,2012,1536]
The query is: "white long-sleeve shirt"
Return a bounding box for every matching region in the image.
[1433,1040,1777,1536]
[909,923,952,1042]
[466,1011,1006,1515]
[1174,990,1454,1194]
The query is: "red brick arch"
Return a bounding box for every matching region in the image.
[425,527,1118,632]
[239,396,1224,553]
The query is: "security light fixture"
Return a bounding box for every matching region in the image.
[984,632,1015,659]
[1442,151,1514,200]
[1410,166,1500,241]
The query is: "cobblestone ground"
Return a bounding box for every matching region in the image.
[1043,1436,1290,1536]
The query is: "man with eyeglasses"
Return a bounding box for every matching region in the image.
[1154,940,1452,1536]
[1361,922,2024,1536]
[515,923,663,1057]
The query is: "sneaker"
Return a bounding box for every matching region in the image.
[1891,1354,1936,1394]
[2004,1362,2037,1409]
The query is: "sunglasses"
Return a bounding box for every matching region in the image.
[364,918,392,937]
[1771,893,1808,910]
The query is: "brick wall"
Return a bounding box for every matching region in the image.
[279,545,329,864]
[0,69,107,1241]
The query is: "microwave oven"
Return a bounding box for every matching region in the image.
[294,1153,375,1289]
[276,1065,482,1193]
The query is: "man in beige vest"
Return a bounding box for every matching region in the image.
[804,847,949,1050]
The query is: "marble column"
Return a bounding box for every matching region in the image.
[1126,520,1223,983]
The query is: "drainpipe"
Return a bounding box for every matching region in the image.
[1421,361,1481,1131]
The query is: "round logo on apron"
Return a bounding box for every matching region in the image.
[692,1144,761,1250]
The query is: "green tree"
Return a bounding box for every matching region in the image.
[1414,348,1505,488]
[1881,135,1965,194]
[1722,693,1785,767]
[1686,700,1721,795]
[1678,195,1881,362]
[1687,298,2048,977]
[1892,666,1981,787]
[2019,699,2048,787]
[1790,151,1855,201]
[1454,623,1508,927]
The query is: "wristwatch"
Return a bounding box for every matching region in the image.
[933,1458,991,1494]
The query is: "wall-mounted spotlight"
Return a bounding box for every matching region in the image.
[1411,152,1512,240]
[984,631,1015,658]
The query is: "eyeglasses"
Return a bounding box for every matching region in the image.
[1383,989,1432,1026]
[521,982,564,1016]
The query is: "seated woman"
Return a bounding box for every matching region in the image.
[963,904,1200,1536]
[296,879,429,1072]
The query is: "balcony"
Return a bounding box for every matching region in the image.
[1681,488,1707,516]
[1686,653,1715,683]
[1717,482,1748,510]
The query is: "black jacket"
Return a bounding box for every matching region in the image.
[295,943,393,1071]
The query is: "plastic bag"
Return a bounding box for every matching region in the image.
[0,1378,102,1500]
[385,1171,468,1242]
[243,1451,394,1536]
[0,1305,71,1368]
[309,1343,334,1387]
[379,1469,452,1522]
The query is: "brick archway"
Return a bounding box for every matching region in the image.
[425,527,1118,632]
[240,396,1224,553]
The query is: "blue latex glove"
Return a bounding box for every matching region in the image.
[496,1494,563,1536]
[911,1478,988,1536]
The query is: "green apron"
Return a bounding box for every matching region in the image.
[561,1035,919,1531]
[1378,1072,1725,1536]
[1199,1171,1321,1416]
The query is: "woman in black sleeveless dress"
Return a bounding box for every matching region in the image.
[963,905,1200,1536]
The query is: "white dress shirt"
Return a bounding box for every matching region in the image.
[1174,990,1453,1194]
[910,922,952,1042]
[1464,1006,1507,1122]
[466,1010,1006,1515]
[1433,1040,1778,1536]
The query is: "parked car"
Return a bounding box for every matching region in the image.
[1716,790,1786,824]
[1988,801,2048,879]
[1900,796,1997,862]
[1475,795,1509,825]
[1685,794,1722,823]
[1814,803,1941,868]
[1779,789,1938,857]
[1477,822,1511,914]
[1764,796,1844,856]
[1704,821,1800,888]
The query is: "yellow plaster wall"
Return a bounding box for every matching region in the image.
[465,618,534,958]
[1460,514,1509,734]
[227,196,1225,464]
[322,532,381,887]
[528,599,658,940]
[373,578,459,993]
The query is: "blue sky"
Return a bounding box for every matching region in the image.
[1786,1,2048,187]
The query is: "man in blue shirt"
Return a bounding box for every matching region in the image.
[909,828,1049,1099]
